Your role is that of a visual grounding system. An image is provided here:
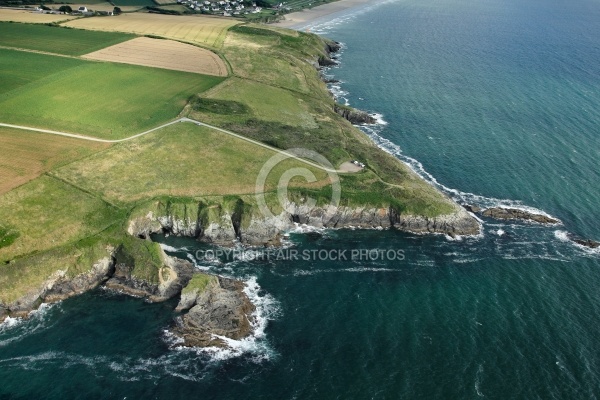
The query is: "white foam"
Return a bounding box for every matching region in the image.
[554,230,570,242]
[159,243,183,253]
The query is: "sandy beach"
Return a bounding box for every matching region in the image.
[275,0,375,29]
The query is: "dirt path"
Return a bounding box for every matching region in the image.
[0,118,358,174]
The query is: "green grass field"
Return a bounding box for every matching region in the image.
[0,49,84,94]
[0,22,135,56]
[0,174,122,262]
[0,49,224,139]
[52,121,329,204]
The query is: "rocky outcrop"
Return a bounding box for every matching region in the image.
[127,212,163,239]
[104,247,194,302]
[463,204,482,214]
[570,236,600,249]
[129,201,480,246]
[334,104,376,124]
[318,55,338,67]
[481,207,559,224]
[390,206,480,237]
[173,275,256,348]
[1,256,115,320]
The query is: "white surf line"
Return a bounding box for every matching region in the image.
[0,118,348,174]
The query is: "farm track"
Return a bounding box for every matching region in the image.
[0,118,356,174]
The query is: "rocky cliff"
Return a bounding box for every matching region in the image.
[334,104,377,125]
[0,246,256,349]
[128,200,480,246]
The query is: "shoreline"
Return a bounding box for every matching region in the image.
[274,0,378,29]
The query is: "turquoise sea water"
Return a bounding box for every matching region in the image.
[2,0,600,398]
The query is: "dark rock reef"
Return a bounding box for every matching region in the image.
[471,206,560,224]
[569,236,600,249]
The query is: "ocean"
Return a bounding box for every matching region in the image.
[2,0,600,398]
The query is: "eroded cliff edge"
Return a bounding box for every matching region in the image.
[128,198,480,247]
[0,244,256,349]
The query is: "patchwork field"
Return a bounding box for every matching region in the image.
[0,22,135,56]
[82,37,227,76]
[0,127,107,195]
[0,9,78,23]
[52,121,329,203]
[0,49,224,139]
[63,13,239,49]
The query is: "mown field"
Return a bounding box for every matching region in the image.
[0,22,135,56]
[0,49,224,139]
[0,9,78,24]
[63,13,239,49]
[52,121,329,204]
[0,127,107,195]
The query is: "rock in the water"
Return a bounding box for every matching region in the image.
[573,238,600,249]
[481,208,559,224]
[334,104,376,124]
[463,204,482,214]
[173,276,255,348]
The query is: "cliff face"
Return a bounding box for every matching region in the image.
[128,201,480,246]
[1,256,115,319]
[333,104,377,125]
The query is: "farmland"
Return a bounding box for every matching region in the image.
[0,49,224,139]
[0,127,107,195]
[82,37,228,76]
[0,22,134,56]
[63,13,239,49]
[0,9,78,23]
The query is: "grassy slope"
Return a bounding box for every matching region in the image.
[0,49,224,139]
[52,122,328,205]
[0,175,123,262]
[0,127,108,195]
[0,22,135,56]
[193,24,456,216]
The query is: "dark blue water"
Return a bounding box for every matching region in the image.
[2,0,600,398]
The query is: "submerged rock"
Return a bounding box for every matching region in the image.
[481,207,559,224]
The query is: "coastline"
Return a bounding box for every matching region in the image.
[274,0,378,29]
